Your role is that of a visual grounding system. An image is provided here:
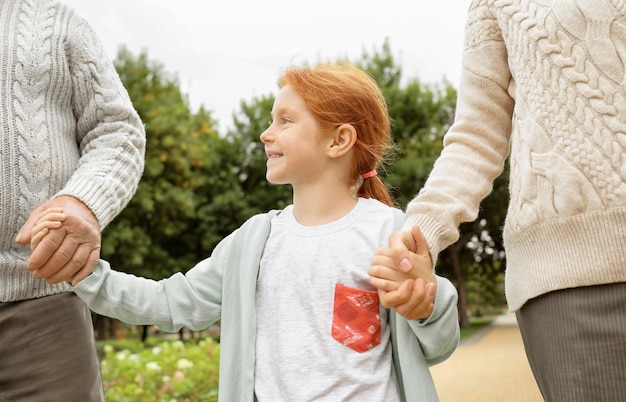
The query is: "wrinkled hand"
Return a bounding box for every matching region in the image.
[16,195,101,286]
[368,225,436,320]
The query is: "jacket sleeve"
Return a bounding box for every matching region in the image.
[403,2,514,265]
[401,275,460,365]
[72,226,244,332]
[56,11,146,229]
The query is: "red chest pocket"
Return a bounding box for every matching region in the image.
[331,283,382,353]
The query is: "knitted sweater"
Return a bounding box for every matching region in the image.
[404,0,626,311]
[0,0,146,302]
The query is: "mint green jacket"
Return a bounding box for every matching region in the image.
[75,209,460,402]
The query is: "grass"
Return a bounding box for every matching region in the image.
[460,315,497,340]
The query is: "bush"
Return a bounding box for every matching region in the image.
[99,337,220,401]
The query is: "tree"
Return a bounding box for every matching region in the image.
[101,47,218,279]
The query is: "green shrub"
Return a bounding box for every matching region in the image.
[99,338,220,401]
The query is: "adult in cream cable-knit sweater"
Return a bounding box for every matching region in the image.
[371,1,626,401]
[0,0,145,400]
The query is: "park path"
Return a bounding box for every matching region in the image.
[431,313,544,402]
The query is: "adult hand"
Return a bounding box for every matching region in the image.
[16,195,101,286]
[369,225,436,320]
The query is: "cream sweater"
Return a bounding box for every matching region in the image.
[0,0,145,302]
[405,0,626,311]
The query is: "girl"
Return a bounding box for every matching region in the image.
[32,62,459,401]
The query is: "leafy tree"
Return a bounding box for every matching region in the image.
[101,47,222,281]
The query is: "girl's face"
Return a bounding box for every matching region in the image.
[260,85,328,186]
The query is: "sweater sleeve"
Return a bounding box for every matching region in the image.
[404,275,460,365]
[73,257,223,332]
[55,11,146,229]
[404,2,514,262]
[72,225,247,332]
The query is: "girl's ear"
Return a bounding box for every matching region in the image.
[328,124,357,159]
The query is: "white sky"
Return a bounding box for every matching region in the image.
[61,0,471,131]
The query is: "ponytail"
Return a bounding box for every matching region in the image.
[358,175,395,207]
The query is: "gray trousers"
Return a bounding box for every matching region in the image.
[516,282,626,402]
[0,293,104,402]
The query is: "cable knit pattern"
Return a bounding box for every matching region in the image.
[0,0,145,302]
[14,1,54,215]
[405,0,626,311]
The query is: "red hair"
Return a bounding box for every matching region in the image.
[279,62,396,207]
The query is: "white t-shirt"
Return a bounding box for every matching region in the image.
[255,197,401,401]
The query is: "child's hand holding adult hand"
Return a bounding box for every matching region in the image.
[368,225,436,320]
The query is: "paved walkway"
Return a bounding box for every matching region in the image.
[431,313,544,402]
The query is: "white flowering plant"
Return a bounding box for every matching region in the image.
[99,337,220,401]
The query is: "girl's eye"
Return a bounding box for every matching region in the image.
[268,115,291,126]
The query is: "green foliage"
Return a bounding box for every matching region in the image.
[458,315,500,340]
[99,338,219,401]
[102,47,246,279]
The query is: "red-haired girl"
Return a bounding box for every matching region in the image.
[32,62,459,402]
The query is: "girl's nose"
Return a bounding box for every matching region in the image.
[260,127,273,143]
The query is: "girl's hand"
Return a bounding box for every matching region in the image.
[30,207,66,251]
[368,225,436,320]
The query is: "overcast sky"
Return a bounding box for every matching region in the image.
[61,0,472,131]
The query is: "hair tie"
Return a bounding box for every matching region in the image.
[361,170,377,179]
